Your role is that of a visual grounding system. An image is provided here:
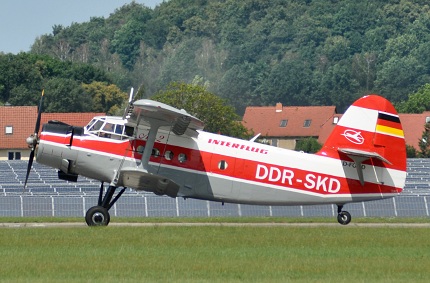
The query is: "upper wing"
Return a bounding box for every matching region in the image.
[126,99,204,137]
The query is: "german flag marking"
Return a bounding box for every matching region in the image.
[375,124,404,138]
[378,112,400,123]
[376,112,404,138]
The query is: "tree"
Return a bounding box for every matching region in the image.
[396,83,430,113]
[151,81,251,139]
[406,144,417,158]
[22,0,430,113]
[82,82,128,115]
[110,6,153,70]
[418,123,430,158]
[0,53,44,103]
[44,78,92,112]
[375,55,425,102]
[294,137,322,153]
[8,85,39,106]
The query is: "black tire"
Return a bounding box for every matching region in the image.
[337,211,352,225]
[85,206,110,226]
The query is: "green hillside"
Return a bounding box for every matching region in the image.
[2,0,430,114]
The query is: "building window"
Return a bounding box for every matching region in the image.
[5,126,13,134]
[8,152,21,160]
[303,119,312,127]
[279,119,288,127]
[333,116,339,124]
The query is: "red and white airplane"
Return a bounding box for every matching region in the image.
[25,91,406,226]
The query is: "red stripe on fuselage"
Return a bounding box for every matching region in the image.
[39,132,401,196]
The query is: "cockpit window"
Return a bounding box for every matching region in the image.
[114,124,124,135]
[85,117,129,140]
[102,123,114,132]
[86,119,96,130]
[88,120,104,132]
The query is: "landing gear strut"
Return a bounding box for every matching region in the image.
[85,183,126,226]
[337,205,352,225]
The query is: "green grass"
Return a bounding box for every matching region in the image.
[0,222,429,282]
[0,216,430,224]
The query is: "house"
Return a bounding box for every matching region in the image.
[242,103,337,149]
[243,103,430,151]
[398,112,430,150]
[0,105,104,160]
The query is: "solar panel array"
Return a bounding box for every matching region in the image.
[0,159,429,218]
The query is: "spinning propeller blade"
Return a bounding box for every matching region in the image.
[24,90,44,189]
[34,89,44,135]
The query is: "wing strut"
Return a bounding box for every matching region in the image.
[140,121,163,170]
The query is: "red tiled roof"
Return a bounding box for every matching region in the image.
[317,114,342,145]
[242,104,337,137]
[0,106,105,149]
[41,113,105,127]
[399,112,430,149]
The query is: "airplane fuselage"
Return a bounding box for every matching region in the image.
[36,124,404,206]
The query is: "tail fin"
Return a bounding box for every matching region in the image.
[318,95,406,187]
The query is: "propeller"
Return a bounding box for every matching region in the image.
[24,90,44,189]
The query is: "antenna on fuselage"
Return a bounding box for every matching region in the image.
[122,87,134,120]
[250,133,261,142]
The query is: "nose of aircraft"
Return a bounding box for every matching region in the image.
[26,135,36,148]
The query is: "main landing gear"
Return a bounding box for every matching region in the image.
[85,183,126,226]
[336,205,352,225]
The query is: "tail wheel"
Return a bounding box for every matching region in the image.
[85,206,110,226]
[337,211,352,225]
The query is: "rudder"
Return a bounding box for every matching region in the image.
[318,95,406,174]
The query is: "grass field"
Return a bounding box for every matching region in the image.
[0,218,429,282]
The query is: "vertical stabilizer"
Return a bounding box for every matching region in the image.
[318,95,406,189]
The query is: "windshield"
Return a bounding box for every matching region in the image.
[85,117,129,140]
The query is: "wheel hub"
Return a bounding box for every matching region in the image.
[92,212,105,225]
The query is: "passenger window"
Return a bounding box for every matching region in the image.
[178,153,187,163]
[218,160,228,170]
[165,151,174,160]
[152,148,160,157]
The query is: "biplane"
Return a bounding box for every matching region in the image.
[25,91,407,226]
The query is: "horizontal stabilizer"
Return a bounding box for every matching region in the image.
[338,148,392,165]
[117,167,179,198]
[338,148,391,186]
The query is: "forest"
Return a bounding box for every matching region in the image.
[1,0,430,115]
